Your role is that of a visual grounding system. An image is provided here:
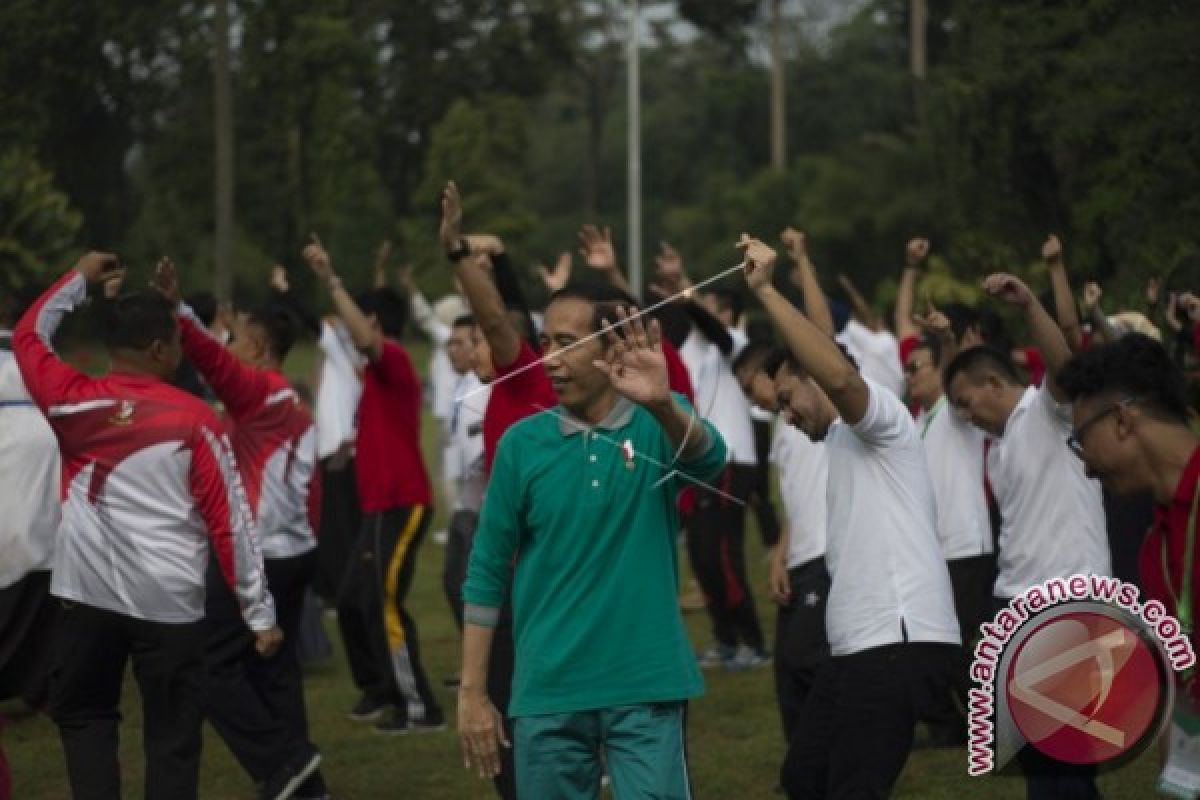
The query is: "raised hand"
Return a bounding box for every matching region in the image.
[538,251,572,293]
[75,252,124,287]
[150,257,182,305]
[302,233,333,281]
[1041,234,1064,265]
[906,237,931,267]
[578,224,618,273]
[738,234,777,292]
[440,181,464,252]
[912,299,951,339]
[594,305,670,410]
[780,227,807,263]
[982,272,1035,308]
[464,233,505,257]
[269,264,290,294]
[1081,281,1103,312]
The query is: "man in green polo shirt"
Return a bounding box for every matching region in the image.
[458,283,727,799]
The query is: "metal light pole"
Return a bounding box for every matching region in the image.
[626,0,642,299]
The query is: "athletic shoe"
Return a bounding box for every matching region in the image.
[696,643,736,670]
[293,769,330,800]
[724,645,771,672]
[347,694,388,722]
[373,709,447,735]
[259,745,321,800]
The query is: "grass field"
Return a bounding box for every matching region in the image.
[2,342,1162,798]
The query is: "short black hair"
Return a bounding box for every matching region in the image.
[943,345,1022,389]
[548,283,638,333]
[101,291,178,352]
[355,288,409,338]
[907,334,942,367]
[185,290,218,329]
[702,288,744,324]
[732,339,774,376]
[975,307,1014,353]
[452,314,476,329]
[940,302,980,344]
[1058,334,1189,424]
[245,305,298,362]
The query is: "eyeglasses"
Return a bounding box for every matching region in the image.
[1066,398,1135,458]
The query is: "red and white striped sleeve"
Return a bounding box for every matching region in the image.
[189,418,276,631]
[12,270,97,411]
[177,307,268,419]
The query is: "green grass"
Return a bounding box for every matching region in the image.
[3,341,1162,798]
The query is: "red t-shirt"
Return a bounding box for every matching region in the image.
[355,340,431,512]
[1140,445,1200,631]
[482,340,557,472]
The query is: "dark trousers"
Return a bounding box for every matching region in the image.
[203,551,317,782]
[948,553,996,648]
[490,616,517,800]
[782,642,960,800]
[443,510,479,631]
[992,597,1099,800]
[48,601,205,800]
[686,464,765,651]
[774,559,831,742]
[337,506,441,722]
[751,417,782,548]
[0,570,58,707]
[315,457,361,605]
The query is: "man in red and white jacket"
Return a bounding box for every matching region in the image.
[153,259,326,799]
[13,254,279,800]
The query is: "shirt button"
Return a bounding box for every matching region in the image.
[589,455,597,463]
[592,479,600,488]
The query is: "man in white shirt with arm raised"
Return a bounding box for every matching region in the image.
[740,235,961,800]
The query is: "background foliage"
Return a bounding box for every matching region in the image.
[2,0,1196,310]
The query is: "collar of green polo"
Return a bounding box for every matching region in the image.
[557,395,636,437]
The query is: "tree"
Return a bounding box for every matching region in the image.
[0,149,82,294]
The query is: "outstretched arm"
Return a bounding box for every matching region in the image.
[781,227,835,338]
[302,235,384,363]
[837,272,883,332]
[1080,280,1117,345]
[1043,235,1085,353]
[440,182,523,368]
[894,237,930,340]
[983,272,1072,402]
[744,236,869,424]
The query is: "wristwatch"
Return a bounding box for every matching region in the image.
[446,238,471,263]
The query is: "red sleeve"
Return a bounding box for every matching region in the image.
[12,270,97,411]
[494,340,556,407]
[662,339,694,403]
[178,311,268,419]
[372,340,419,390]
[189,420,275,630]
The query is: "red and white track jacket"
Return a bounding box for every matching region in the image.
[13,271,275,629]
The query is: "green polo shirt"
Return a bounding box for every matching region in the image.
[462,393,727,718]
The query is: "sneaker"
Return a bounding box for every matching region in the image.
[696,643,736,670]
[259,745,321,800]
[347,694,388,722]
[373,708,447,735]
[293,769,330,800]
[725,645,771,672]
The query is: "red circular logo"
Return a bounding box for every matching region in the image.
[1005,610,1165,765]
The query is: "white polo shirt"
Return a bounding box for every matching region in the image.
[445,372,489,513]
[823,378,961,656]
[988,384,1110,599]
[917,397,994,560]
[678,330,756,465]
[771,421,827,569]
[0,340,61,588]
[837,319,905,399]
[315,320,363,460]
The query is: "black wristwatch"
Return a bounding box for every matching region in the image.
[446,238,471,263]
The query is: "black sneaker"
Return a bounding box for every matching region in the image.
[292,769,330,800]
[347,694,388,722]
[373,708,447,736]
[260,745,321,800]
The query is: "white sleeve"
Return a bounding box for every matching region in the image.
[410,290,451,346]
[849,377,912,447]
[1035,380,1072,431]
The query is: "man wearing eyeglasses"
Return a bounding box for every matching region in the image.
[1058,334,1199,695]
[944,273,1109,800]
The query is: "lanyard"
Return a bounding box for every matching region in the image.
[1162,478,1200,635]
[921,396,946,439]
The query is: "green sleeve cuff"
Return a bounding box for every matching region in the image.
[464,603,501,627]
